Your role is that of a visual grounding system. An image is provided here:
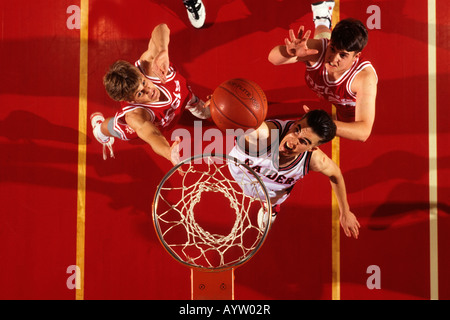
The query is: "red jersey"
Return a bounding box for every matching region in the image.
[304,38,377,122]
[113,60,193,140]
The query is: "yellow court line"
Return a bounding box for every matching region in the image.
[331,123,340,301]
[427,0,439,301]
[331,0,340,301]
[76,0,89,301]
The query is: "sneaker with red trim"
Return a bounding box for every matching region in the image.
[183,0,206,29]
[186,95,210,119]
[311,1,335,29]
[257,205,279,230]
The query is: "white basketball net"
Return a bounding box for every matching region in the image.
[153,154,271,271]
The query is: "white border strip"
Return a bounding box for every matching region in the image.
[428,0,439,301]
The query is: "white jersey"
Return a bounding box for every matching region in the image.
[228,120,312,206]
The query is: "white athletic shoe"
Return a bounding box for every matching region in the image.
[186,95,210,119]
[183,0,206,29]
[311,1,335,29]
[257,206,277,231]
[90,112,115,160]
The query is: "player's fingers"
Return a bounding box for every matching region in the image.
[344,227,351,237]
[297,25,305,39]
[151,61,165,82]
[161,65,169,76]
[284,38,295,56]
[171,138,185,176]
[156,69,167,84]
[303,29,312,41]
[353,226,359,239]
[160,73,167,84]
[289,29,297,41]
[170,137,181,162]
[151,64,161,77]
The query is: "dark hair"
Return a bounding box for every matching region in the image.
[331,18,368,53]
[103,60,142,101]
[303,109,336,144]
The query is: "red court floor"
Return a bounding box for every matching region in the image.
[0,0,449,300]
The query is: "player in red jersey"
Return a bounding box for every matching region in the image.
[91,23,210,163]
[268,1,378,142]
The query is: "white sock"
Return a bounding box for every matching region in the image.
[94,124,110,143]
[314,18,331,29]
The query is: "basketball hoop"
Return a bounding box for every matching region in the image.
[152,153,272,272]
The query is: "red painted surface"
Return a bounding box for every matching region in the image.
[0,0,448,300]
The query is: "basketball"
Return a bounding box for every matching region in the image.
[210,78,268,131]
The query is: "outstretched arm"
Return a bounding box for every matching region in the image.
[125,108,180,166]
[268,26,322,65]
[139,23,171,83]
[309,148,360,239]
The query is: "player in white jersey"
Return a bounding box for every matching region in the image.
[229,109,360,239]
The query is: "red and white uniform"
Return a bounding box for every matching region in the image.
[113,60,193,140]
[304,38,377,122]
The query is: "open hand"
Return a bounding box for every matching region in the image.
[152,50,169,83]
[285,26,319,58]
[170,136,185,176]
[340,211,361,239]
[170,136,181,166]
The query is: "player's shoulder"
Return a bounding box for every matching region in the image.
[124,107,152,121]
[353,62,378,89]
[358,63,377,77]
[265,120,279,130]
[308,148,330,172]
[356,58,377,78]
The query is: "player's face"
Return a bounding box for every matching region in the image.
[279,119,321,157]
[131,75,160,104]
[324,43,361,74]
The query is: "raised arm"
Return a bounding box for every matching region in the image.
[125,108,180,166]
[139,23,171,83]
[268,26,322,65]
[309,148,360,239]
